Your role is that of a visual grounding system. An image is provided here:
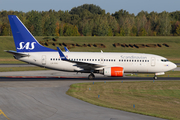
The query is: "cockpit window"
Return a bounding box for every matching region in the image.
[161,59,168,62]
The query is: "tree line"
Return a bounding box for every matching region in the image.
[1,4,180,36]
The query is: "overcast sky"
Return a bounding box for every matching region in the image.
[1,0,180,15]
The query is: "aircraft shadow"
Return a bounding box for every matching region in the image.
[0,77,180,81]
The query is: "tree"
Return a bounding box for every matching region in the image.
[69,4,105,16]
[92,16,109,36]
[158,11,171,36]
[55,21,60,36]
[176,24,180,35]
[26,11,43,36]
[1,23,9,36]
[43,14,56,36]
[139,28,147,36]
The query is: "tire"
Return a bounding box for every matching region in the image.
[88,74,94,80]
[153,76,157,80]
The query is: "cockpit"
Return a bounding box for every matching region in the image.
[161,59,169,62]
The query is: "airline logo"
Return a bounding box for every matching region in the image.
[17,42,36,50]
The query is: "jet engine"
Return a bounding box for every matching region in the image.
[103,67,124,77]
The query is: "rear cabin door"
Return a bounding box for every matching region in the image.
[42,55,46,65]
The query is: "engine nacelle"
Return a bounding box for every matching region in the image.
[103,67,124,77]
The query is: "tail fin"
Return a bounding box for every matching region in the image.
[8,15,56,52]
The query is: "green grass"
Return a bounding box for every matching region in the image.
[1,36,180,63]
[0,66,48,72]
[67,81,180,120]
[127,71,180,77]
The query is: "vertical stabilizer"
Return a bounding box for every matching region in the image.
[8,15,56,52]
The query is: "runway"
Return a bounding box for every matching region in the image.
[0,71,179,120]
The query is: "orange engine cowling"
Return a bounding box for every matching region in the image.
[104,67,124,77]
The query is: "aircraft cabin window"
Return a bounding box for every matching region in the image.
[129,60,131,62]
[95,59,97,61]
[84,59,86,61]
[137,60,139,62]
[53,58,55,61]
[142,60,144,62]
[79,59,81,61]
[134,60,136,62]
[58,58,60,61]
[140,60,141,62]
[132,60,133,62]
[92,59,94,61]
[98,59,100,61]
[51,58,52,60]
[111,59,113,61]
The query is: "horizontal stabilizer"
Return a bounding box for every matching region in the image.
[5,50,29,56]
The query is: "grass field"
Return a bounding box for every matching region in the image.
[67,81,180,120]
[0,36,180,63]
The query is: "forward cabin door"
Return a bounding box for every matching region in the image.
[42,55,46,65]
[151,57,156,66]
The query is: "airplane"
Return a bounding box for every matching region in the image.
[64,47,69,52]
[6,15,177,80]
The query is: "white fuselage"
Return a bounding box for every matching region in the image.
[15,51,177,74]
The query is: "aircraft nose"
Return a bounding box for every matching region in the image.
[171,63,177,70]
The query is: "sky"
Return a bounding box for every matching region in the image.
[0,0,180,15]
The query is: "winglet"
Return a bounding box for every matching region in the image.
[57,47,68,60]
[64,47,69,52]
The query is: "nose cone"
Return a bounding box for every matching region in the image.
[171,63,177,70]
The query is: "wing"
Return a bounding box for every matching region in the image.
[64,47,69,52]
[56,47,105,70]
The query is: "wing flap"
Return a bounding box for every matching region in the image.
[56,47,104,69]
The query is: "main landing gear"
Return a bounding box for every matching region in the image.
[153,75,157,80]
[88,73,95,80]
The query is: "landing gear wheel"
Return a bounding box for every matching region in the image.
[88,73,95,80]
[153,76,157,80]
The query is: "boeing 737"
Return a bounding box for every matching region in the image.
[6,15,177,79]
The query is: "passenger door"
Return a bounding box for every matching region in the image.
[151,57,156,66]
[42,55,46,65]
